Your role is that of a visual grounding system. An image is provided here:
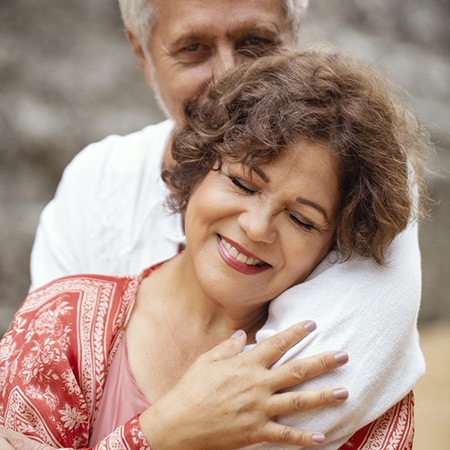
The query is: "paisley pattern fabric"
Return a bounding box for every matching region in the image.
[0,268,413,449]
[0,271,151,449]
[340,392,414,449]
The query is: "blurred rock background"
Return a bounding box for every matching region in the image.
[0,0,449,447]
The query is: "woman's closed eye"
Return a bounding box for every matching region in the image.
[288,212,315,231]
[230,177,257,195]
[229,173,317,231]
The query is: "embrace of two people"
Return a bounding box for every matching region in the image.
[0,1,431,449]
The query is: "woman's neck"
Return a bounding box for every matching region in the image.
[144,253,269,344]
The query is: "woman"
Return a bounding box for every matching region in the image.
[0,49,429,449]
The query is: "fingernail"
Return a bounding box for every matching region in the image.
[304,320,317,333]
[231,330,245,338]
[334,351,349,364]
[333,388,349,400]
[312,433,325,443]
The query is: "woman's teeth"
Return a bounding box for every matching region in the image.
[221,237,265,267]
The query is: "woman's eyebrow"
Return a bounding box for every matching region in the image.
[253,166,270,183]
[296,197,329,222]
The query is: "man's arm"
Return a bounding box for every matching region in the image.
[29,143,106,291]
[29,121,174,291]
[250,221,424,449]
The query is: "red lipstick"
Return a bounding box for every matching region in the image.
[217,235,271,275]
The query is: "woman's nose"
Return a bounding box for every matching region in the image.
[238,208,277,244]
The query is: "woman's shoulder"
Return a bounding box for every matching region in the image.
[26,272,141,312]
[0,271,144,447]
[0,272,145,441]
[5,272,144,358]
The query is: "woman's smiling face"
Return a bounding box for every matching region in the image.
[183,140,340,310]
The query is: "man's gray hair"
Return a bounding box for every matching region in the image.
[118,0,309,46]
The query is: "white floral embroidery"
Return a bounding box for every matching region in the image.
[24,301,73,344]
[61,370,80,395]
[0,272,154,448]
[58,404,88,432]
[19,339,63,385]
[0,336,19,391]
[0,336,16,362]
[14,316,28,334]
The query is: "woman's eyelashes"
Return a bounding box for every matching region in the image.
[288,212,315,231]
[229,174,316,231]
[230,176,257,195]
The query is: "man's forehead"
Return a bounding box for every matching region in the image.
[153,0,289,36]
[169,20,286,45]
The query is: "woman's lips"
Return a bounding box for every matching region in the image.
[217,235,271,275]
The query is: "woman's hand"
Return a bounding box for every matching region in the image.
[0,437,15,450]
[0,427,54,449]
[139,321,349,449]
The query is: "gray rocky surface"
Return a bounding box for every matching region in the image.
[1,0,449,334]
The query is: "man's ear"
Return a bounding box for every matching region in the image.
[124,26,154,87]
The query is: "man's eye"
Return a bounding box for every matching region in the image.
[183,43,200,52]
[238,36,275,57]
[288,212,314,231]
[247,37,268,46]
[177,43,210,62]
[230,177,256,195]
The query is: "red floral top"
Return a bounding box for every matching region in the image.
[0,268,414,449]
[0,270,151,449]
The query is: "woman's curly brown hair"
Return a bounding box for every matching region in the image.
[162,48,430,265]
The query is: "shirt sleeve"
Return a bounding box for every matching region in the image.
[29,141,111,291]
[29,121,174,292]
[250,220,425,449]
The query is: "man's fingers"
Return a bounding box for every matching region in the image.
[250,321,317,366]
[269,350,349,391]
[267,387,349,416]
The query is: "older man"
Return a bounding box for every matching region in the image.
[30,0,310,293]
[28,0,423,448]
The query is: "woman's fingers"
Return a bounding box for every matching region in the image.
[258,422,326,447]
[0,438,15,450]
[266,387,349,416]
[205,329,248,362]
[141,324,349,449]
[250,321,317,367]
[270,350,349,391]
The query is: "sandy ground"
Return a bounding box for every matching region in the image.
[414,321,450,449]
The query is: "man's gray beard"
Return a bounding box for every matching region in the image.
[152,80,172,120]
[147,57,172,120]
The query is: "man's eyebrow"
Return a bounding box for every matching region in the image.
[171,23,281,49]
[171,34,205,48]
[239,28,280,39]
[295,197,329,222]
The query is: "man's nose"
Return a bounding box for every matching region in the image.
[211,46,237,81]
[238,207,277,244]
